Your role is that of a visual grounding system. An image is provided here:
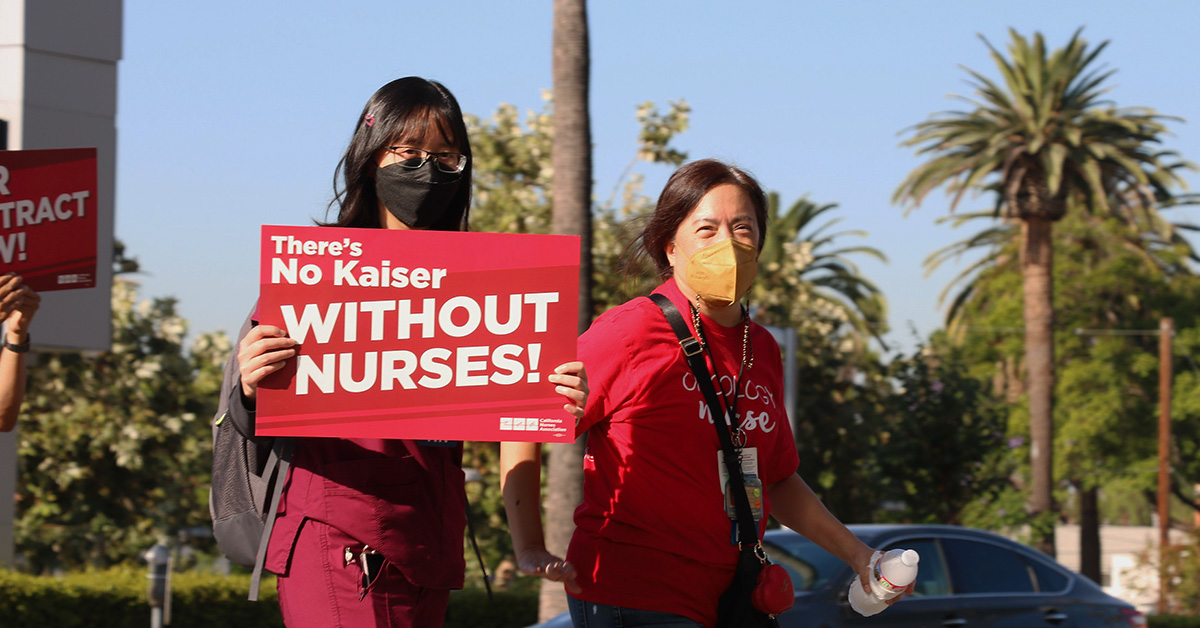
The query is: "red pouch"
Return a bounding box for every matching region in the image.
[752,562,795,616]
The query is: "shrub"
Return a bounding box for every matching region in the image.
[0,568,281,627]
[0,567,537,627]
[1149,616,1200,628]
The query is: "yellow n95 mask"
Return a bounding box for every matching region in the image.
[684,238,759,307]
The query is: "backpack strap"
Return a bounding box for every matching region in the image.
[248,437,293,601]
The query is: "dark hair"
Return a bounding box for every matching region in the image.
[638,158,768,278]
[321,77,473,231]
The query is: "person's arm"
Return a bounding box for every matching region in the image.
[499,441,578,591]
[497,361,587,592]
[767,472,884,597]
[0,340,26,433]
[768,473,873,568]
[0,279,39,432]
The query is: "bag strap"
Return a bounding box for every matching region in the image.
[649,294,759,548]
[249,436,293,601]
[465,487,494,601]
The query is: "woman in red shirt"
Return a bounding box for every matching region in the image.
[501,159,881,627]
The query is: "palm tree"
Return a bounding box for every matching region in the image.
[927,202,1198,336]
[753,192,887,344]
[895,27,1194,556]
[542,0,591,620]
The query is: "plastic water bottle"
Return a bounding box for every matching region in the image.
[847,548,919,616]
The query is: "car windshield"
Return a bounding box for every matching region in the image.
[763,534,864,591]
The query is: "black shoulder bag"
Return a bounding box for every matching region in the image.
[650,294,790,627]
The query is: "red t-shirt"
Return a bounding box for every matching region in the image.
[567,279,800,626]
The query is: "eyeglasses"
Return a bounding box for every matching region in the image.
[385,145,468,174]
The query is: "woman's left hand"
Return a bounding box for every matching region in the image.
[516,547,581,594]
[549,361,587,421]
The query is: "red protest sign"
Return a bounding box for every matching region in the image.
[255,225,581,443]
[0,148,99,291]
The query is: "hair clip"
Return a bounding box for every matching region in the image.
[364,113,375,127]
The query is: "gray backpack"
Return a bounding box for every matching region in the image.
[208,312,293,600]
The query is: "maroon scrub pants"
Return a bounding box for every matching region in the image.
[276,518,451,627]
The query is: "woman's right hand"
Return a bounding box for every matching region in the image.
[516,547,580,594]
[237,324,297,400]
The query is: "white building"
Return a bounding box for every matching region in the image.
[1052,524,1189,613]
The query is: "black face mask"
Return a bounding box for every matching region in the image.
[374,161,463,229]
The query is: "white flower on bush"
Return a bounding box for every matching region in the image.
[135,358,162,379]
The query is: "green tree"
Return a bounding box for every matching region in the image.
[753,193,887,342]
[1169,324,1200,515]
[786,340,888,523]
[589,100,690,314]
[466,101,554,236]
[781,333,1012,527]
[942,212,1200,579]
[1053,216,1200,580]
[895,28,1195,556]
[16,279,228,572]
[877,346,1010,524]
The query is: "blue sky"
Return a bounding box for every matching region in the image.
[115,1,1200,356]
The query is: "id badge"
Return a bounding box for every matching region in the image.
[725,475,764,521]
[718,447,763,521]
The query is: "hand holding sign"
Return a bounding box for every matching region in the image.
[237,324,298,401]
[0,273,38,334]
[5,284,39,342]
[0,274,24,320]
[548,361,587,423]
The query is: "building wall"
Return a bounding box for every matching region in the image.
[1053,524,1189,613]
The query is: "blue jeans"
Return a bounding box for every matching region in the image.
[568,594,703,628]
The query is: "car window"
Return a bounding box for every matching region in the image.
[942,538,1035,593]
[1028,556,1069,592]
[763,534,864,591]
[883,538,950,597]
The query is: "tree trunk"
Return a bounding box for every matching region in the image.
[542,0,591,620]
[1079,484,1102,584]
[1021,216,1056,558]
